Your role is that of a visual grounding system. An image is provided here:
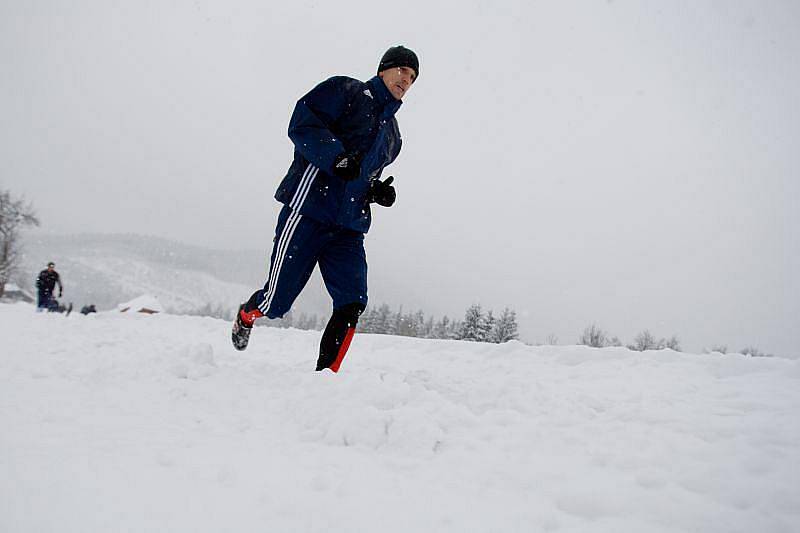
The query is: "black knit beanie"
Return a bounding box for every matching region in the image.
[378,45,419,79]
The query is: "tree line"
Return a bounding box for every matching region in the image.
[577,323,773,357]
[0,188,773,357]
[358,303,519,343]
[229,302,520,344]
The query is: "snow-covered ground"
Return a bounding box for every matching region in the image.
[1,302,798,533]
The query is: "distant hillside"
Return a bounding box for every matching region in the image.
[17,233,331,315]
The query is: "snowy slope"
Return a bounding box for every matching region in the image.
[1,302,798,533]
[52,253,251,312]
[19,234,253,313]
[18,233,331,316]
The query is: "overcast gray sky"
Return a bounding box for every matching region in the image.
[2,1,798,355]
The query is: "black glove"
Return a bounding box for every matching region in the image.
[368,176,396,207]
[59,289,63,298]
[332,152,361,181]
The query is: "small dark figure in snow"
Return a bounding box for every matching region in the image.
[35,262,63,313]
[45,297,71,315]
[231,46,419,373]
[81,304,97,315]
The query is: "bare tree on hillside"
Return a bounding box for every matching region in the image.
[665,335,682,351]
[579,324,608,348]
[741,346,771,357]
[0,190,40,298]
[629,330,662,352]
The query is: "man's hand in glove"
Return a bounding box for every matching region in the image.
[369,176,396,207]
[332,152,361,181]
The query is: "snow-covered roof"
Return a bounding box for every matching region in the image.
[117,294,164,314]
[1,283,34,303]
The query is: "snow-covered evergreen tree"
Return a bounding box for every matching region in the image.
[280,310,294,329]
[358,307,374,333]
[448,319,463,340]
[423,316,435,338]
[459,304,487,342]
[491,307,519,343]
[390,306,404,336]
[396,308,417,337]
[482,310,496,342]
[413,310,426,337]
[433,316,450,339]
[295,313,320,331]
[371,304,392,334]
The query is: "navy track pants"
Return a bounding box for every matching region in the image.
[246,205,368,318]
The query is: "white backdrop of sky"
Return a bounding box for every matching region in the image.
[2,0,798,355]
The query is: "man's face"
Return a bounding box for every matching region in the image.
[47,264,54,271]
[379,66,416,100]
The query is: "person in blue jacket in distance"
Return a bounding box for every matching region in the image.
[36,262,63,312]
[232,45,419,373]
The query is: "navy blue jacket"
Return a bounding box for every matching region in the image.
[274,75,403,233]
[36,269,62,294]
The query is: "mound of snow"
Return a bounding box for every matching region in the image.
[1,302,798,533]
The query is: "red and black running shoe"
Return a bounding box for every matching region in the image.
[231,304,253,351]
